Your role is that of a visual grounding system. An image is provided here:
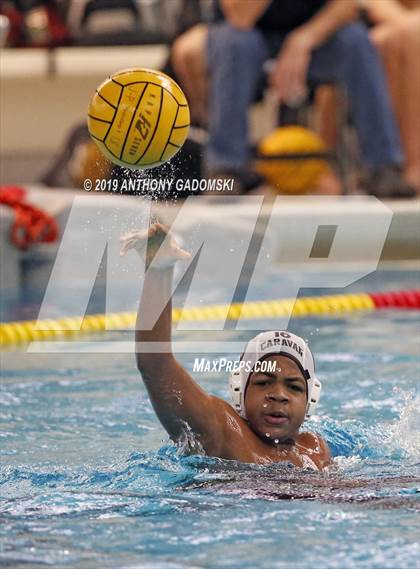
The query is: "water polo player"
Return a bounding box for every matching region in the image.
[120,223,331,470]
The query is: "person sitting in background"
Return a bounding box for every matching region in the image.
[171,0,415,198]
[365,0,420,193]
[318,0,420,194]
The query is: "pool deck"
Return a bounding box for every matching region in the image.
[0,186,418,294]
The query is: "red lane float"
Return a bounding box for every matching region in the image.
[369,290,420,310]
[0,186,58,249]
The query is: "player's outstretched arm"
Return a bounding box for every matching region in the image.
[121,223,226,451]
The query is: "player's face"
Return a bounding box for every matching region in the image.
[244,355,307,444]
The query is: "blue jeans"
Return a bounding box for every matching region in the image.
[206,22,403,172]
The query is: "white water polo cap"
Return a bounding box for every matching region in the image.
[229,331,321,419]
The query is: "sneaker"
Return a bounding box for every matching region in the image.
[363,165,416,199]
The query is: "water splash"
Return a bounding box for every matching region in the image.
[389,389,420,458]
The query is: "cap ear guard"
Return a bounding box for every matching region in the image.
[306,376,322,418]
[229,369,244,416]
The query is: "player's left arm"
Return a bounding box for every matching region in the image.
[270,0,359,104]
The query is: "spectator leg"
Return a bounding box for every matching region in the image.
[171,24,209,126]
[308,23,403,170]
[372,16,420,191]
[206,22,269,172]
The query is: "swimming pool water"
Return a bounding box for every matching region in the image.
[1,268,419,568]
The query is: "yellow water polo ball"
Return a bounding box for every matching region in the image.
[87,68,190,169]
[256,126,329,194]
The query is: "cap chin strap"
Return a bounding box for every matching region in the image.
[229,369,322,420]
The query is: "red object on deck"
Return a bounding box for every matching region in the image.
[369,290,420,309]
[0,186,58,249]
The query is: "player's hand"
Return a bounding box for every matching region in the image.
[269,30,313,105]
[120,222,191,269]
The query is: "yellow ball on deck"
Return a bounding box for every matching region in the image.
[256,126,329,194]
[87,68,190,170]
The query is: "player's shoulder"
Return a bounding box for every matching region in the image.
[208,396,250,436]
[208,394,231,410]
[298,430,331,459]
[197,396,246,456]
[209,395,244,422]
